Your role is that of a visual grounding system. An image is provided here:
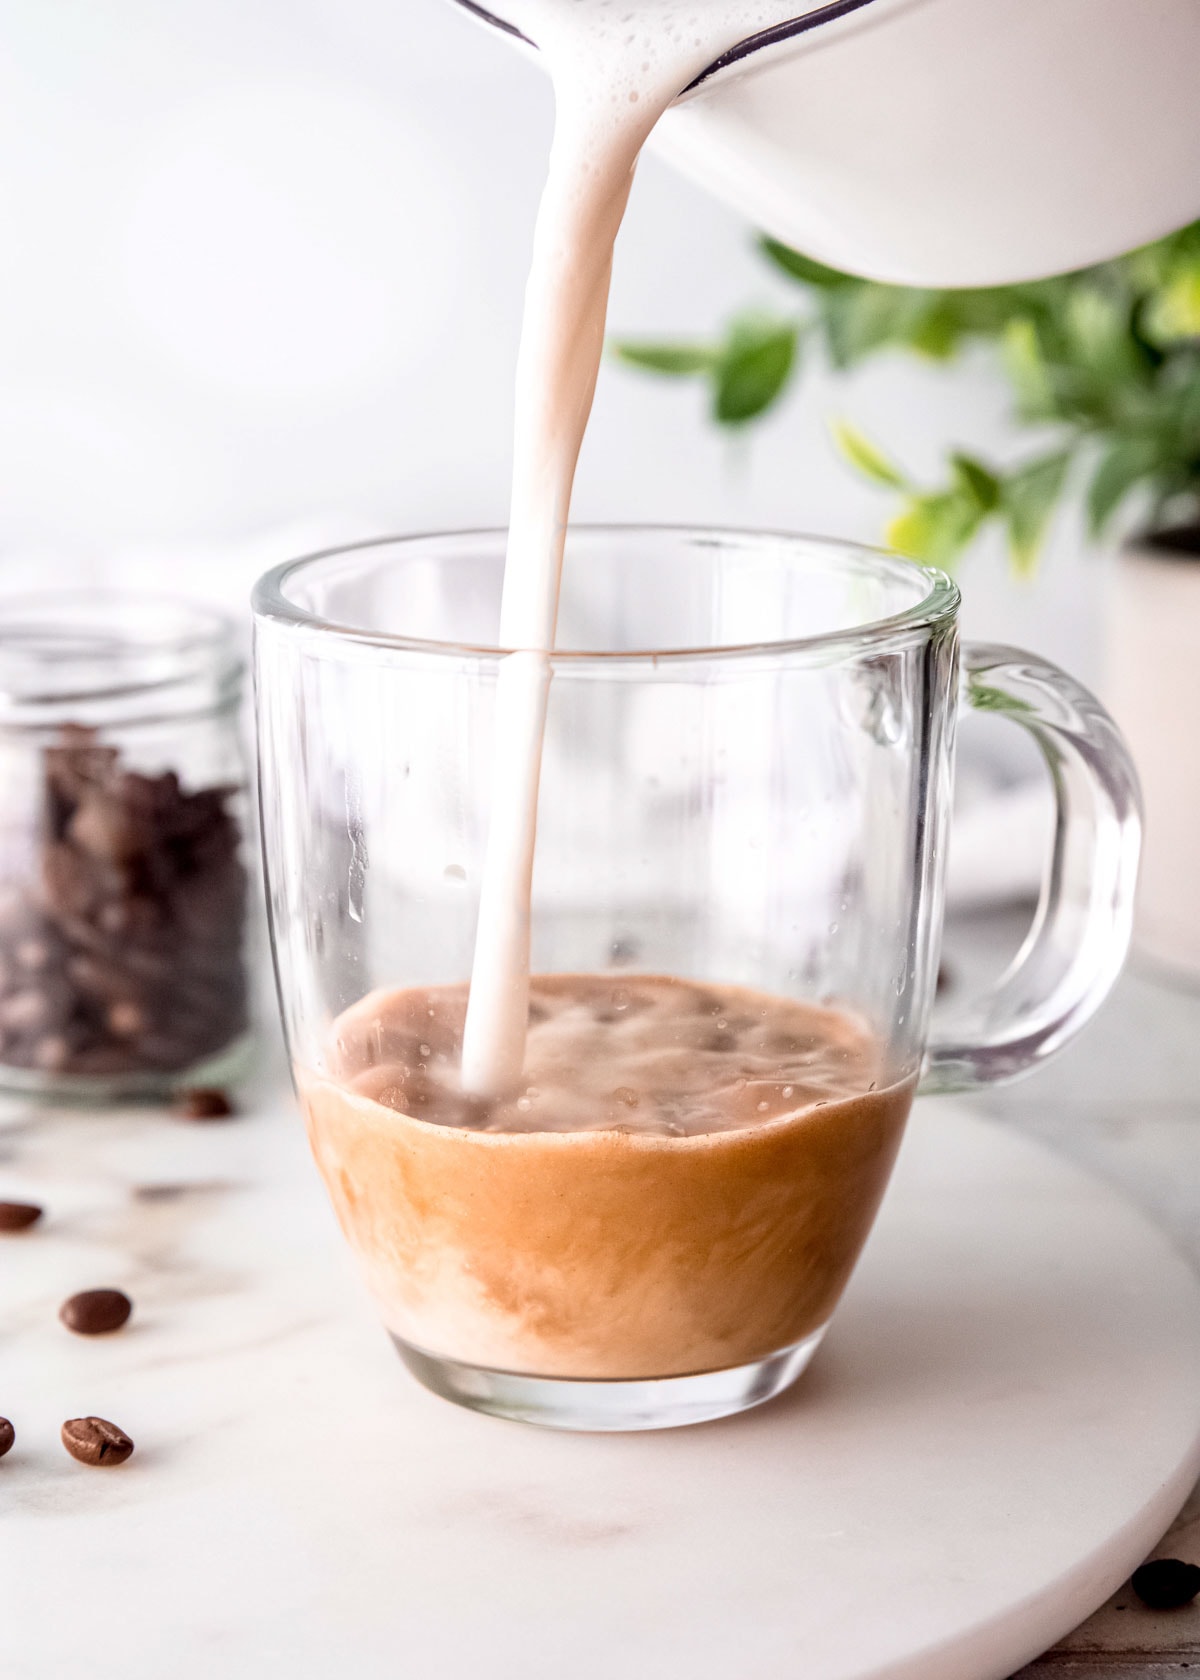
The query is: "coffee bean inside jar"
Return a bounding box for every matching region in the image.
[0,596,251,1099]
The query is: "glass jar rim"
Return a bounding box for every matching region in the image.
[252,525,960,665]
[0,591,242,726]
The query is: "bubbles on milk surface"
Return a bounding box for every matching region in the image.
[337,976,884,1139]
[502,0,831,104]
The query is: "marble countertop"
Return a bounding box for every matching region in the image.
[943,908,1200,1679]
[3,904,1199,1680]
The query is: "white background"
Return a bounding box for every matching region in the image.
[0,0,1103,685]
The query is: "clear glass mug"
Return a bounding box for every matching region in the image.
[253,529,1140,1431]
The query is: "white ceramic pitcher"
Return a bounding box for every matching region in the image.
[453,0,1200,286]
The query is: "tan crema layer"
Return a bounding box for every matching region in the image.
[298,975,915,1380]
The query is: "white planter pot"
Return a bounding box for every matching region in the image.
[1108,541,1200,984]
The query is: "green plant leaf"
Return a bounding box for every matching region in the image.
[1002,318,1061,421]
[1168,358,1200,433]
[968,680,1036,718]
[950,453,1002,512]
[757,237,856,290]
[1064,286,1142,390]
[611,342,717,376]
[886,490,985,570]
[1002,452,1071,574]
[831,419,909,489]
[616,215,1200,556]
[820,284,932,368]
[906,299,963,360]
[1144,267,1200,344]
[712,315,799,425]
[1086,436,1160,536]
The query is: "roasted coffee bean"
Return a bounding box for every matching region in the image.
[0,1200,42,1231]
[94,899,129,937]
[68,792,142,864]
[1131,1558,1200,1609]
[0,1418,14,1458]
[106,1001,146,1039]
[114,770,159,815]
[0,724,248,1083]
[0,989,56,1034]
[45,736,119,809]
[14,937,53,972]
[96,895,162,941]
[172,1086,235,1121]
[59,1288,133,1335]
[32,1034,72,1072]
[65,952,139,1003]
[61,1416,134,1467]
[123,951,178,990]
[0,887,25,931]
[47,910,109,959]
[152,769,181,805]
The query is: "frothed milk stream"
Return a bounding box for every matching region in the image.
[461,1,826,1096]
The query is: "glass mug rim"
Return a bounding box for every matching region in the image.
[251,526,960,667]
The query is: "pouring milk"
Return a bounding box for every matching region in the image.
[460,2,851,1097]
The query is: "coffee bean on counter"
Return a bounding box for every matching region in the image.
[59,1288,133,1336]
[61,1417,134,1467]
[0,1200,43,1232]
[1131,1558,1200,1609]
[0,1418,14,1458]
[172,1086,235,1121]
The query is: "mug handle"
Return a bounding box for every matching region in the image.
[921,642,1142,1094]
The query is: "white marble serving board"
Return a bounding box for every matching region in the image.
[4,1084,1200,1680]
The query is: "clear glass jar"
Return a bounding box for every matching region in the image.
[0,594,253,1101]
